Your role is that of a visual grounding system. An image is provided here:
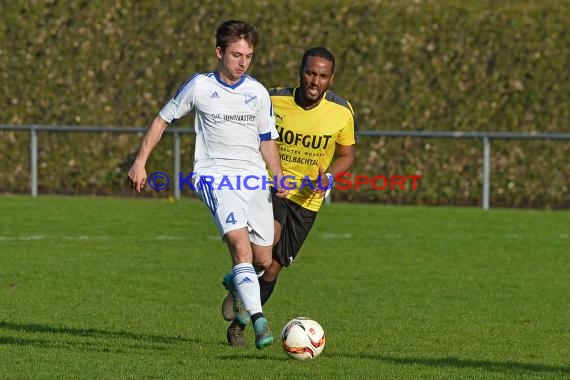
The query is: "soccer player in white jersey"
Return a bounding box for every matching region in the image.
[221,47,356,346]
[128,19,288,349]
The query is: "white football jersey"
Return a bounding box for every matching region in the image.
[159,72,278,176]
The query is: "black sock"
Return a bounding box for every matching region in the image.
[250,312,264,325]
[259,277,278,306]
[233,320,246,329]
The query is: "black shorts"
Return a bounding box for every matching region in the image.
[271,191,318,267]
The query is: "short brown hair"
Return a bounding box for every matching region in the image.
[215,20,259,52]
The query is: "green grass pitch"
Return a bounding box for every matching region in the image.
[0,195,568,379]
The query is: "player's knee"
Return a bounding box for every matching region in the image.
[262,259,281,280]
[254,255,272,270]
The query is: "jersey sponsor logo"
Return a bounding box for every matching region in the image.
[276,125,333,149]
[205,113,256,122]
[279,154,319,166]
[210,91,220,98]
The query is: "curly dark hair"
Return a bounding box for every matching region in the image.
[300,46,336,74]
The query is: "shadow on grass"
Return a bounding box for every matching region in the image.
[0,335,136,353]
[0,320,198,352]
[216,353,287,361]
[327,352,570,376]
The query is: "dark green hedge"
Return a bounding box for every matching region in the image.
[1,0,568,208]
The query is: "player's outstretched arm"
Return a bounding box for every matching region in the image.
[315,143,355,197]
[128,116,169,194]
[328,143,355,178]
[259,139,289,198]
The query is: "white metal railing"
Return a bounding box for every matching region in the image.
[1,124,569,209]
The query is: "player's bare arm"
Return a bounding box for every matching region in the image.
[259,139,289,198]
[128,115,169,193]
[315,143,355,197]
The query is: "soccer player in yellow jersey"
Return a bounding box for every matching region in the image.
[222,46,357,346]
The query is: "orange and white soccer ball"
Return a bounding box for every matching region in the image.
[280,317,326,360]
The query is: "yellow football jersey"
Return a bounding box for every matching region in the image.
[269,87,357,211]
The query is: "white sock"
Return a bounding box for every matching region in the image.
[232,263,263,316]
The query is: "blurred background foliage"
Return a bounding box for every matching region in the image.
[0,0,568,208]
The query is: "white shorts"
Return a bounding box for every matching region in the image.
[193,174,274,246]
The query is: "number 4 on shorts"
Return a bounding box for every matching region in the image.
[225,212,237,225]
